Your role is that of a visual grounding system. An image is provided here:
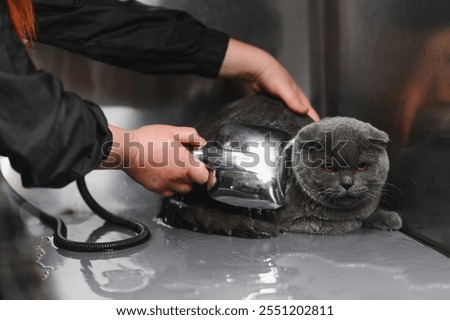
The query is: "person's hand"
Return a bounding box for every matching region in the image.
[101,125,209,197]
[219,38,320,121]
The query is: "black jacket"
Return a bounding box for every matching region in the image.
[0,0,229,188]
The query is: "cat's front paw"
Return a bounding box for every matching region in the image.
[286,217,362,234]
[363,209,402,231]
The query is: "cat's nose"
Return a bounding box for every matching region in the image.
[341,182,353,190]
[340,176,353,190]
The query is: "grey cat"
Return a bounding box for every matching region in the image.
[159,94,402,238]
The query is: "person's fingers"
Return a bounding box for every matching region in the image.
[293,83,313,110]
[307,106,320,122]
[293,84,320,121]
[282,87,309,114]
[173,142,209,184]
[206,170,216,190]
[255,78,320,121]
[172,183,193,194]
[161,190,174,198]
[174,127,207,147]
[187,159,209,185]
[269,73,320,120]
[257,65,310,115]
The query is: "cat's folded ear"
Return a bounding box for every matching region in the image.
[294,123,322,148]
[368,128,390,148]
[293,128,322,151]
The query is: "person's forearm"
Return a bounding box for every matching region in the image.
[0,1,111,188]
[33,0,229,77]
[100,126,136,170]
[219,38,272,81]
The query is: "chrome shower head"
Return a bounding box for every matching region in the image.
[194,124,293,209]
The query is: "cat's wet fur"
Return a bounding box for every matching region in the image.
[159,94,402,238]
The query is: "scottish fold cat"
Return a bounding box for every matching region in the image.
[159,94,402,237]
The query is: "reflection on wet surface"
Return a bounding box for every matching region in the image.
[16,205,450,298]
[3,157,450,299]
[32,221,450,299]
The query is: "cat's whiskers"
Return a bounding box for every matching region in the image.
[370,182,405,199]
[381,182,404,196]
[361,191,380,202]
[362,190,396,210]
[332,194,338,211]
[364,182,403,208]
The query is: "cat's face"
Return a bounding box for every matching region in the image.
[292,117,389,209]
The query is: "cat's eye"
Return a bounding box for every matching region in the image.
[323,164,335,173]
[356,162,367,171]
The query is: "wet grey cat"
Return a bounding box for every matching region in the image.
[159,94,402,238]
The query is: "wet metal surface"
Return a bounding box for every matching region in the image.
[2,0,449,299]
[2,160,450,299]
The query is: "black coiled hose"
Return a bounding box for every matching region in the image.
[37,177,150,252]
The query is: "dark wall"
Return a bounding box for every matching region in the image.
[311,0,450,254]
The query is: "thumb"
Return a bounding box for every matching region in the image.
[176,140,209,185]
[187,156,209,185]
[174,126,207,147]
[280,84,320,121]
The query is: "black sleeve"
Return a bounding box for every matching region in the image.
[0,0,112,188]
[33,0,230,78]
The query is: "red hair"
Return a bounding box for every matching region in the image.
[7,0,35,39]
